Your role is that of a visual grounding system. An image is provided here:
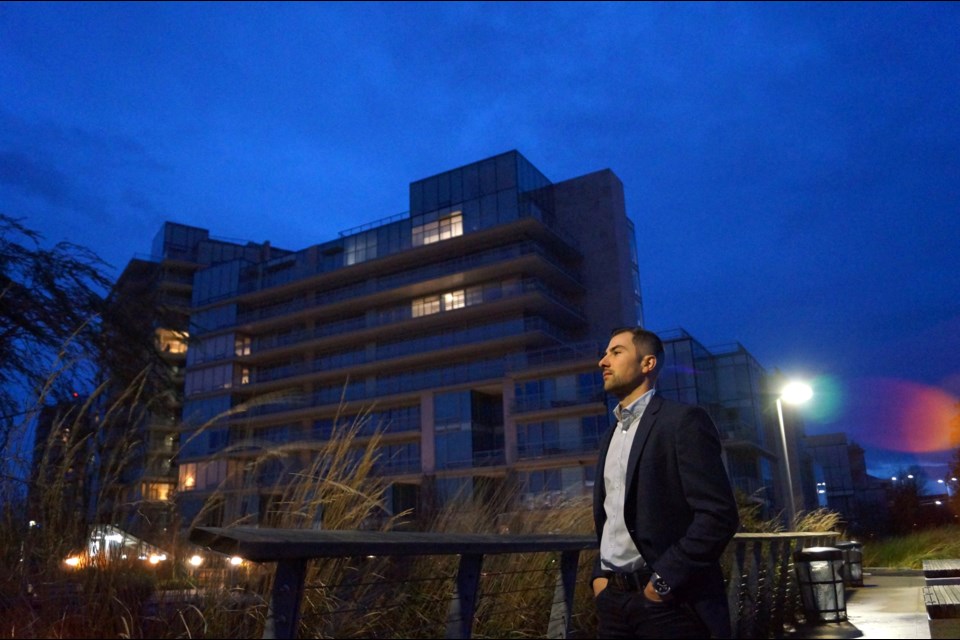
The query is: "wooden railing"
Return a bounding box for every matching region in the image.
[190,527,840,639]
[724,531,841,638]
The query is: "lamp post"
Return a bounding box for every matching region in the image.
[777,380,813,530]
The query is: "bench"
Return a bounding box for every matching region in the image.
[923,584,960,639]
[923,559,960,586]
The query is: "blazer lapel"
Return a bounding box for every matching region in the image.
[625,393,662,497]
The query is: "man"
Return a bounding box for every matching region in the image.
[592,327,739,639]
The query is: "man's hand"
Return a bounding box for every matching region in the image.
[592,576,608,597]
[644,579,673,603]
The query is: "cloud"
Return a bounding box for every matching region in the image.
[0,151,78,210]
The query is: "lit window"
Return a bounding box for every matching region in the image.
[179,463,197,490]
[235,336,251,356]
[413,211,463,246]
[443,290,465,310]
[156,329,189,354]
[240,367,250,385]
[412,289,468,317]
[412,295,441,318]
[142,482,172,501]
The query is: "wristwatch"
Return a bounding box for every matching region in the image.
[651,572,671,596]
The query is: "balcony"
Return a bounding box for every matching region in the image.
[517,435,601,460]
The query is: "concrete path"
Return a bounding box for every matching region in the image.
[792,568,930,639]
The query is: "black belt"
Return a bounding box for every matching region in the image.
[603,568,653,592]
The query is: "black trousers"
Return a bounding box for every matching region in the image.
[595,587,710,639]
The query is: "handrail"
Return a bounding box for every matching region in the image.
[724,531,842,638]
[190,526,596,639]
[189,527,842,639]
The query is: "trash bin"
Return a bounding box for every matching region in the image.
[835,541,864,587]
[793,546,847,623]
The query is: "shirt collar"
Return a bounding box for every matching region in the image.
[614,388,656,424]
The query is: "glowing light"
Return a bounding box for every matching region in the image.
[847,378,958,452]
[230,556,244,566]
[188,555,203,567]
[105,533,123,543]
[148,554,166,564]
[64,556,82,567]
[780,381,813,405]
[935,500,943,506]
[891,477,898,481]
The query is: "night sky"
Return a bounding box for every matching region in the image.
[3,2,958,485]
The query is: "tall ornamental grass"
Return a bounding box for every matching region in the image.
[861,526,960,569]
[4,367,858,638]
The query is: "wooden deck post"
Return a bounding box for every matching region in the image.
[446,553,484,639]
[547,550,580,639]
[262,558,307,640]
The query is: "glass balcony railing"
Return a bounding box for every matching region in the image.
[512,384,606,413]
[245,279,581,358]
[517,435,602,459]
[373,455,422,475]
[438,448,506,470]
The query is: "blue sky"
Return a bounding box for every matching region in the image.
[2,2,958,484]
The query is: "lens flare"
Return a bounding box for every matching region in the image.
[846,378,958,453]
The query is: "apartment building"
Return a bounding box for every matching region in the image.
[100,224,284,535]
[104,150,811,534]
[655,329,791,515]
[174,151,642,528]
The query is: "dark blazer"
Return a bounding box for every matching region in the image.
[592,393,740,638]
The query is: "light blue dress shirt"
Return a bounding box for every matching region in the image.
[600,388,655,573]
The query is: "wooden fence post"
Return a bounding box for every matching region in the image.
[446,553,484,639]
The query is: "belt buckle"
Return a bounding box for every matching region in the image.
[607,571,644,591]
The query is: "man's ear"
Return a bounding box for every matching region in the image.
[644,355,657,373]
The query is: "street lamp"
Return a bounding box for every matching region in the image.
[777,380,813,530]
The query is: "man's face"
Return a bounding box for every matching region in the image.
[599,331,654,400]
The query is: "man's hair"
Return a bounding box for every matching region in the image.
[610,327,665,373]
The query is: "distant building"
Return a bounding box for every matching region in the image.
[96,223,285,539]
[802,434,894,534]
[28,395,94,540]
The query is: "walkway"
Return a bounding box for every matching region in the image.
[792,568,930,639]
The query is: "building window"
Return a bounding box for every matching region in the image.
[411,288,466,318]
[185,363,233,396]
[345,230,377,265]
[177,460,226,491]
[443,290,465,310]
[235,335,251,356]
[179,463,197,490]
[413,211,463,246]
[142,482,172,501]
[156,328,189,354]
[412,295,441,318]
